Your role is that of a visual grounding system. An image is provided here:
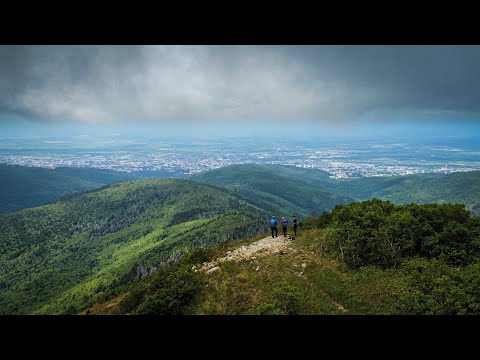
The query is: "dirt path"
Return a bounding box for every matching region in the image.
[196,235,292,273]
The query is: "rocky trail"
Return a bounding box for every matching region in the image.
[195,235,293,273]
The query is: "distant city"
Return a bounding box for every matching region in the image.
[1,136,479,178]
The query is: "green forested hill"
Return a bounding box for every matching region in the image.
[192,165,480,216]
[191,164,354,218]
[0,164,140,213]
[4,162,479,216]
[330,171,480,215]
[0,179,268,314]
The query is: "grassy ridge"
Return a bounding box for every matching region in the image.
[88,228,411,315]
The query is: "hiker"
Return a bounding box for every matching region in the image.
[270,216,278,238]
[281,216,288,237]
[293,215,298,236]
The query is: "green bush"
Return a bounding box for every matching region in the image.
[422,222,477,266]
[118,286,146,313]
[395,258,474,315]
[315,200,480,269]
[301,215,324,230]
[136,265,201,315]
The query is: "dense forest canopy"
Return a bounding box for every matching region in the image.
[0,179,268,314]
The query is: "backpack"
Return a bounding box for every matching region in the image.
[283,219,288,226]
[270,218,277,227]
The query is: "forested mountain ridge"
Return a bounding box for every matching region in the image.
[330,171,480,216]
[0,164,140,212]
[191,164,354,218]
[3,162,479,216]
[192,164,480,216]
[0,178,269,314]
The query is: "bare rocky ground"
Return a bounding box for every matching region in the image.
[195,235,293,273]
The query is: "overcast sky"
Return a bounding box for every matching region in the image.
[1,45,480,135]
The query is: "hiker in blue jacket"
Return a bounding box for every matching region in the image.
[270,216,278,238]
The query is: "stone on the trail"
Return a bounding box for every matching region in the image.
[301,263,307,268]
[255,266,260,271]
[207,266,220,274]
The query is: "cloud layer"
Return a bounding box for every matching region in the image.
[1,45,480,125]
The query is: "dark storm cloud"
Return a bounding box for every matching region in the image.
[0,46,34,108]
[1,45,479,124]
[318,46,480,115]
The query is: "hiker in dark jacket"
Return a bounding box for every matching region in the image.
[293,215,298,236]
[281,216,288,237]
[270,216,278,238]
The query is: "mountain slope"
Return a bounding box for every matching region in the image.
[0,164,141,212]
[87,200,480,315]
[192,164,480,216]
[0,179,268,314]
[191,164,354,218]
[3,163,480,314]
[329,171,480,215]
